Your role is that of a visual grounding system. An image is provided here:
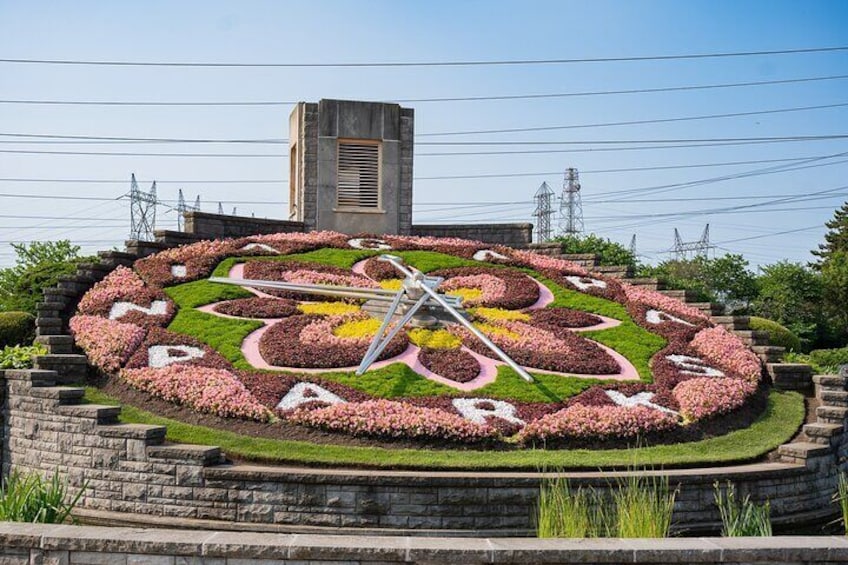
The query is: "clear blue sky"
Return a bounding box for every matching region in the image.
[1,0,847,268]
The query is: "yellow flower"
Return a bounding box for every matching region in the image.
[470,307,530,322]
[379,279,404,291]
[298,302,361,316]
[333,318,382,339]
[445,287,483,303]
[473,322,521,341]
[408,328,461,350]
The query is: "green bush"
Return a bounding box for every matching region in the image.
[0,344,47,369]
[0,311,35,347]
[809,348,848,372]
[749,316,802,353]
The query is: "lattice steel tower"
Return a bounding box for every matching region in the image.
[558,168,584,235]
[176,190,201,231]
[671,224,715,260]
[128,174,157,241]
[532,181,556,243]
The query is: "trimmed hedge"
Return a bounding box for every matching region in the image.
[0,311,35,347]
[749,316,802,353]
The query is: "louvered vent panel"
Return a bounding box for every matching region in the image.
[337,142,380,208]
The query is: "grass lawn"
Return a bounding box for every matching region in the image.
[84,388,804,471]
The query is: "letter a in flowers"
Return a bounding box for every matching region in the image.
[564,276,607,291]
[665,354,725,377]
[276,382,347,411]
[108,300,169,321]
[148,345,206,368]
[645,309,695,327]
[452,398,525,426]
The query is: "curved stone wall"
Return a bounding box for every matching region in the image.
[1,366,845,535]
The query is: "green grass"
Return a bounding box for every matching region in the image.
[84,388,804,470]
[166,308,261,369]
[165,279,252,308]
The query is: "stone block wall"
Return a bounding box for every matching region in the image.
[1,523,848,565]
[411,223,533,247]
[1,367,846,535]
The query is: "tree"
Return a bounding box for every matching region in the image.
[812,201,848,269]
[820,250,848,344]
[0,241,90,315]
[751,261,824,350]
[637,254,757,307]
[553,234,637,269]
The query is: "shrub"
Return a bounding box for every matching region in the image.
[0,344,47,369]
[749,316,802,353]
[537,476,596,538]
[0,311,35,347]
[0,469,87,523]
[809,347,848,371]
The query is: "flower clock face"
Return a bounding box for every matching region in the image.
[71,232,765,448]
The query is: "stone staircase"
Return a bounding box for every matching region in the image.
[779,370,848,466]
[8,367,226,467]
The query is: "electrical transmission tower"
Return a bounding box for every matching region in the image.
[671,224,715,260]
[532,181,555,243]
[175,190,202,231]
[629,234,637,257]
[128,174,157,241]
[558,168,584,236]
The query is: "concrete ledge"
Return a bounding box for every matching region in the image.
[1,523,848,564]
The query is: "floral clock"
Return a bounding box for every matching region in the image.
[70,231,765,447]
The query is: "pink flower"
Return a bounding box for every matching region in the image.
[690,326,762,382]
[518,404,678,444]
[674,377,756,421]
[622,285,711,322]
[70,315,146,372]
[287,399,498,443]
[121,365,271,421]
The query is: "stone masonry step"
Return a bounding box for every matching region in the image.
[33,354,88,383]
[820,390,848,407]
[768,362,813,390]
[56,404,121,424]
[147,444,223,466]
[711,316,750,331]
[98,423,167,445]
[802,422,844,445]
[732,330,771,346]
[778,441,833,463]
[817,405,848,425]
[751,345,785,363]
[688,302,725,315]
[658,289,703,301]
[4,369,58,387]
[621,277,665,290]
[29,386,86,404]
[34,335,75,354]
[813,374,847,391]
[593,265,632,279]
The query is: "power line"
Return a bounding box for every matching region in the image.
[2,45,845,67]
[417,102,848,136]
[417,134,848,145]
[2,74,846,106]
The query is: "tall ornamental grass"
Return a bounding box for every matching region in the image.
[714,481,772,537]
[0,470,87,523]
[537,469,677,538]
[833,472,848,534]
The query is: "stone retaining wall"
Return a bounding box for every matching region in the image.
[411,223,533,246]
[0,523,846,564]
[1,367,846,535]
